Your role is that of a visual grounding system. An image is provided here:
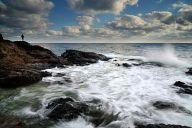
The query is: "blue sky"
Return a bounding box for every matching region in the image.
[0,0,192,43]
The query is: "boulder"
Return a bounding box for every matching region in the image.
[45,97,118,127]
[186,68,192,75]
[61,50,111,66]
[0,33,3,40]
[46,98,88,121]
[173,81,192,95]
[153,101,176,110]
[152,101,191,115]
[122,63,131,68]
[135,123,191,128]
[0,40,60,88]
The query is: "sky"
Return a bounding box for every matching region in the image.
[0,0,192,43]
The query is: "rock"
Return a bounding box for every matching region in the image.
[41,71,52,77]
[0,116,23,128]
[134,62,164,67]
[135,123,191,128]
[122,63,131,68]
[46,98,89,121]
[0,68,42,88]
[0,33,3,41]
[173,81,192,95]
[61,50,111,66]
[54,73,66,77]
[186,68,192,75]
[153,101,176,110]
[0,40,61,88]
[115,63,121,66]
[152,101,192,114]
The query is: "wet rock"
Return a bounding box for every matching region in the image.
[186,68,192,75]
[153,101,176,110]
[61,50,111,66]
[122,63,131,68]
[87,108,119,127]
[152,101,192,114]
[115,63,121,66]
[0,33,3,41]
[46,98,89,121]
[134,62,164,67]
[135,123,191,128]
[0,116,23,128]
[41,71,52,77]
[0,68,42,88]
[173,81,192,95]
[54,73,66,77]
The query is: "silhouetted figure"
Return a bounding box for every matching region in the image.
[0,33,3,41]
[21,34,24,41]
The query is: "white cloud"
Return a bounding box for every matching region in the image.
[0,0,54,34]
[68,0,138,14]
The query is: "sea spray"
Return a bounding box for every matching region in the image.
[145,44,190,67]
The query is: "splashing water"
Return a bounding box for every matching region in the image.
[146,44,190,67]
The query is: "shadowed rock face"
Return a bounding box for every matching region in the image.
[152,101,192,115]
[135,123,191,128]
[46,97,119,127]
[186,68,192,75]
[173,81,192,95]
[46,98,89,121]
[0,40,60,88]
[61,50,111,66]
[0,40,111,88]
[0,116,23,128]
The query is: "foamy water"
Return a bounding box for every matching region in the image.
[0,43,192,128]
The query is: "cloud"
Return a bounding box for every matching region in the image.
[173,3,192,23]
[144,11,173,23]
[107,15,145,30]
[68,0,138,14]
[0,0,54,34]
[76,16,94,30]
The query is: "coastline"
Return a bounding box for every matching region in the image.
[0,39,192,128]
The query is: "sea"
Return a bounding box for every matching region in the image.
[0,43,192,128]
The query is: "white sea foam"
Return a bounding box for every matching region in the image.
[51,117,94,128]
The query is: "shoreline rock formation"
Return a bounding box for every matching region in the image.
[0,40,110,88]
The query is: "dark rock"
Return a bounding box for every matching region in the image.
[54,73,66,77]
[46,98,88,121]
[135,123,191,128]
[115,63,121,66]
[152,101,192,114]
[186,68,192,75]
[87,108,119,127]
[0,68,42,88]
[122,63,131,68]
[0,116,23,128]
[61,50,111,66]
[0,33,3,41]
[41,71,52,77]
[153,101,176,110]
[134,62,164,67]
[0,40,61,88]
[173,81,192,95]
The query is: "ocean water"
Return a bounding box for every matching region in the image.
[0,43,192,128]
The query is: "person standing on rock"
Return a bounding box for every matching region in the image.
[21,34,24,41]
[0,33,3,41]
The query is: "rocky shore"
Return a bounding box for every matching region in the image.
[1,39,192,128]
[0,39,110,88]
